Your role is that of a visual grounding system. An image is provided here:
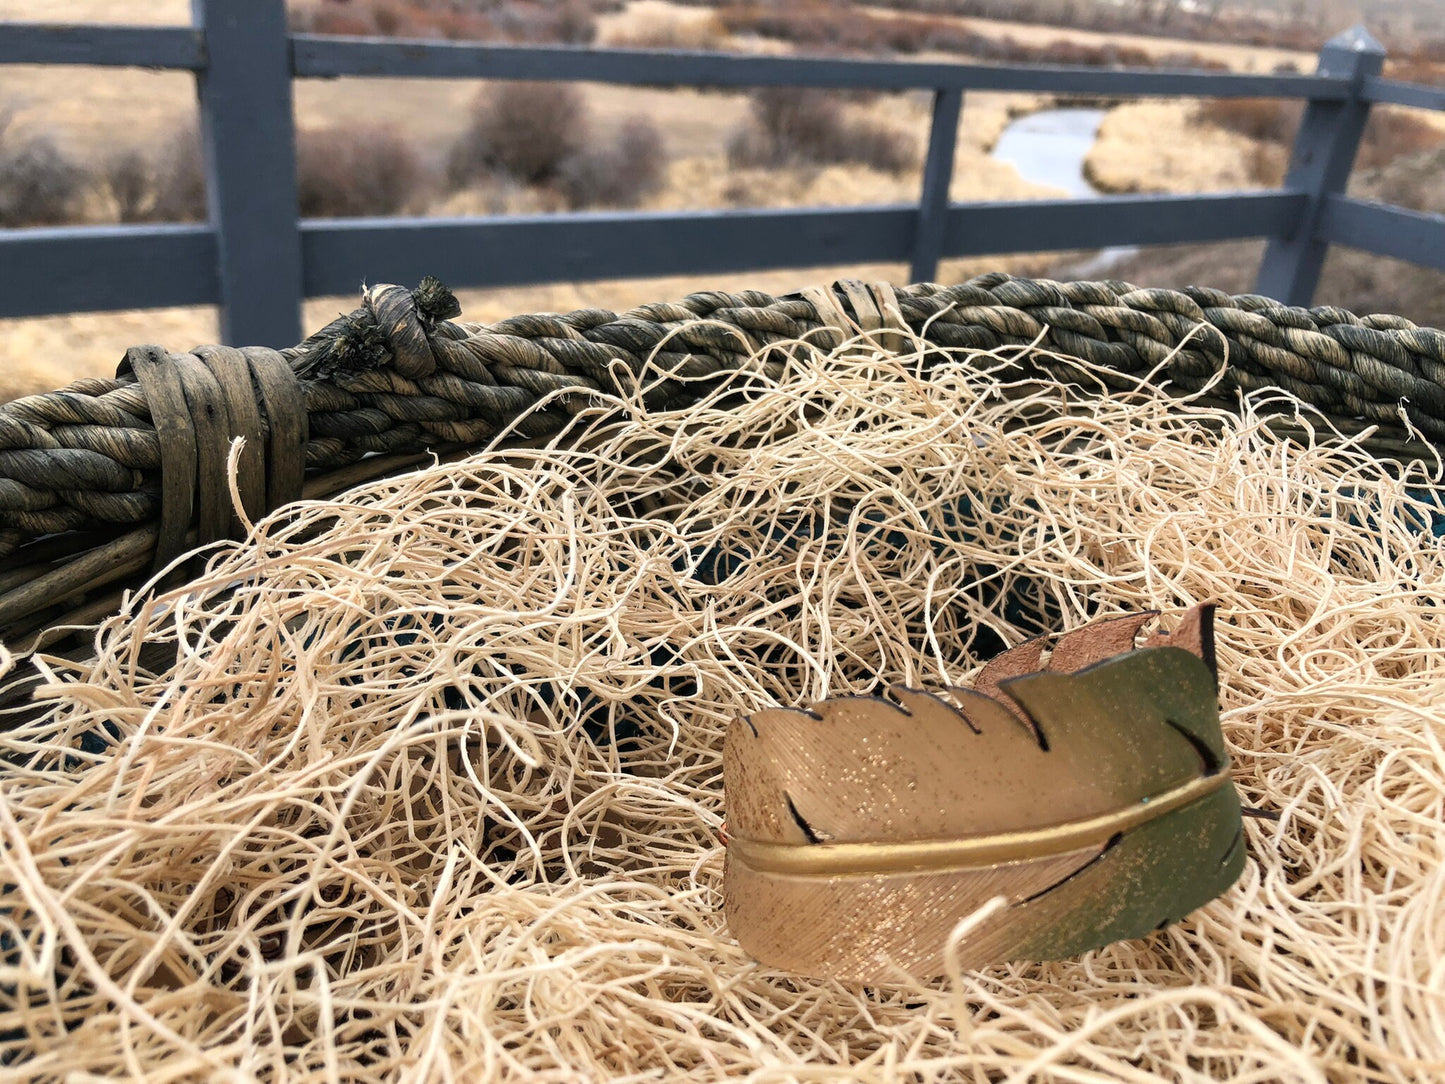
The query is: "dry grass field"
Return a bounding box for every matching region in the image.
[1081,143,1445,331]
[0,0,1437,400]
[851,3,1313,72]
[0,0,186,20]
[1088,98,1445,195]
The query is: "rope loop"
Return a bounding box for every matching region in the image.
[118,344,305,571]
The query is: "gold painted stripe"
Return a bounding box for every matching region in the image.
[729,773,1233,877]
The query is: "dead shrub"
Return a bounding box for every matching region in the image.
[1202,98,1442,181]
[748,88,849,161]
[289,0,595,43]
[0,113,87,227]
[95,127,207,224]
[291,6,383,36]
[1155,52,1228,72]
[151,128,208,222]
[725,124,777,171]
[1197,98,1302,144]
[843,122,916,175]
[717,2,1217,68]
[555,117,668,209]
[716,1,941,55]
[96,130,208,224]
[728,88,914,175]
[1387,60,1445,86]
[1357,109,1443,171]
[1024,38,1154,67]
[103,121,432,224]
[100,148,155,223]
[849,0,1328,52]
[1245,141,1288,187]
[448,82,588,188]
[603,10,729,51]
[496,0,597,44]
[296,125,427,217]
[716,1,856,52]
[1360,145,1445,215]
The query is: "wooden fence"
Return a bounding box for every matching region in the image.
[1,1,1443,349]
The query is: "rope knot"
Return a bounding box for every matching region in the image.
[295,277,462,382]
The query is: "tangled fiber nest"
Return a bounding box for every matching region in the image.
[1,325,1443,1082]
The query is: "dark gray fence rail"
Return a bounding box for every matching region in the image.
[1,1,1442,350]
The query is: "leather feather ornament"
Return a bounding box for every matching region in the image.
[722,605,1245,983]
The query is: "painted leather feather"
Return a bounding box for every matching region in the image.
[723,605,1245,982]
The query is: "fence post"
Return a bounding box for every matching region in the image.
[192,0,303,347]
[910,88,963,284]
[1254,26,1384,307]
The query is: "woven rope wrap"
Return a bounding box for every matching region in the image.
[2,273,1444,604]
[119,345,306,571]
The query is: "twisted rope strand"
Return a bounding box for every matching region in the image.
[1,273,1442,593]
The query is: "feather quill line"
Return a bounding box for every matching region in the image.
[729,771,1231,876]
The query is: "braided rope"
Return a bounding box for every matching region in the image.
[1,272,1442,637]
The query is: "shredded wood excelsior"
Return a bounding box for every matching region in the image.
[1,328,1442,1082]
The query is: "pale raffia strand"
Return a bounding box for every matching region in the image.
[1,326,1442,1081]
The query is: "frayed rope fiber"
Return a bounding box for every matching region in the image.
[1,326,1443,1081]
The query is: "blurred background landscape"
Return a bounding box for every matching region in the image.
[0,0,1442,401]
